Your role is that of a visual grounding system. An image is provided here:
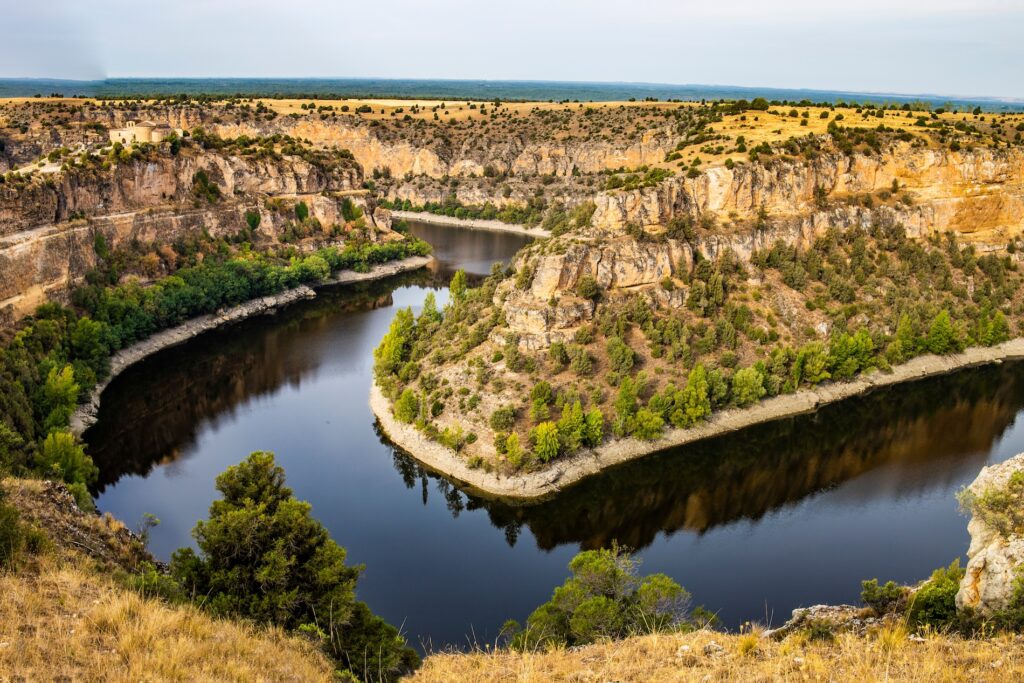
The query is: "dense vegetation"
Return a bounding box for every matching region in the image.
[376,221,1020,472]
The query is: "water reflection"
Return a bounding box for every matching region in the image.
[391,361,1024,550]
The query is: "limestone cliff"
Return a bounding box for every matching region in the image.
[0,146,377,322]
[591,146,1024,246]
[956,453,1024,614]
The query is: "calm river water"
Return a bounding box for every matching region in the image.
[85,221,1024,650]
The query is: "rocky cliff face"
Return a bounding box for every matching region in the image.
[212,119,682,180]
[0,147,372,323]
[956,453,1024,614]
[490,146,1024,348]
[0,151,359,236]
[591,146,1024,244]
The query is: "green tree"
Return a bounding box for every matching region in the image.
[556,400,585,452]
[731,367,766,407]
[531,422,561,462]
[678,364,711,427]
[37,431,97,510]
[612,375,641,437]
[418,292,443,326]
[294,201,309,221]
[886,313,919,364]
[583,408,604,447]
[983,311,1011,346]
[505,432,525,467]
[40,364,79,433]
[632,408,664,440]
[245,209,261,230]
[926,310,961,354]
[373,308,415,379]
[794,341,831,386]
[449,269,468,300]
[169,452,418,680]
[606,336,635,374]
[394,389,420,424]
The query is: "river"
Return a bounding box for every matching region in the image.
[84,220,1024,650]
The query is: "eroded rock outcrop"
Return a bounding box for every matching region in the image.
[956,452,1024,614]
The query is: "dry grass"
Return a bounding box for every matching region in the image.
[411,628,1024,682]
[0,559,335,682]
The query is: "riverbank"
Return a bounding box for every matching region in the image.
[371,337,1024,502]
[71,255,431,436]
[391,210,550,238]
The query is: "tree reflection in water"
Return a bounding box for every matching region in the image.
[387,361,1024,551]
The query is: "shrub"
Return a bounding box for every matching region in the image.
[576,275,601,300]
[512,547,691,649]
[861,579,908,614]
[0,492,24,569]
[490,405,517,432]
[569,345,593,376]
[908,560,964,628]
[958,470,1024,538]
[294,201,309,221]
[191,170,221,203]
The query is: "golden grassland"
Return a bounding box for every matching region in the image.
[412,628,1024,683]
[1,479,336,682]
[0,559,336,683]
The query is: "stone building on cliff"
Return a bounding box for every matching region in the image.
[108,120,174,145]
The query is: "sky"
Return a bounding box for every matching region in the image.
[2,0,1022,99]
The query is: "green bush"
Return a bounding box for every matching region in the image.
[576,276,601,300]
[958,470,1024,538]
[908,560,964,628]
[490,405,517,432]
[511,547,692,648]
[860,578,908,614]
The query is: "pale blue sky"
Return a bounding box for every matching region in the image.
[3,0,1022,99]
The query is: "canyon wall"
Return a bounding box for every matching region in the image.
[0,149,373,323]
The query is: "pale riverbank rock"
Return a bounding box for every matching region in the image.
[956,452,1024,614]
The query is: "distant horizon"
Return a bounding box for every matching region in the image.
[1,77,1021,110]
[6,2,1022,101]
